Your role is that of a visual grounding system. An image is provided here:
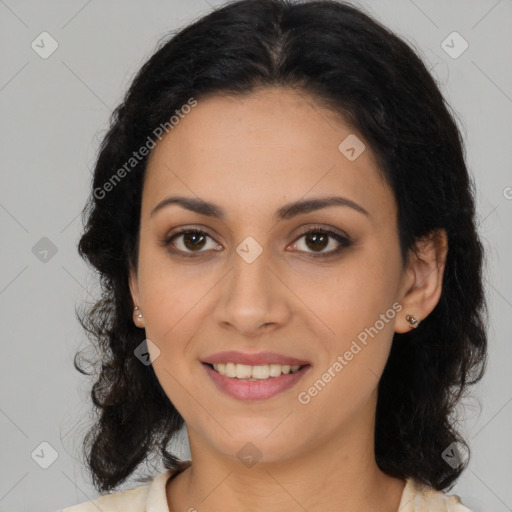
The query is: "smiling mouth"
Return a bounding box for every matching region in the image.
[202,362,310,381]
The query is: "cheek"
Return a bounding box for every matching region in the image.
[309,247,402,340]
[302,248,402,405]
[137,248,207,337]
[300,307,398,425]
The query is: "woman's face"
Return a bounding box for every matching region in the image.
[129,87,415,465]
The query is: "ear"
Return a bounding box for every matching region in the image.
[395,228,448,333]
[129,264,145,329]
[129,264,140,306]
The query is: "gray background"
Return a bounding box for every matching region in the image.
[0,0,511,511]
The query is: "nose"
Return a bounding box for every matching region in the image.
[212,249,292,337]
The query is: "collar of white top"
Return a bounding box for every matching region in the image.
[146,460,192,512]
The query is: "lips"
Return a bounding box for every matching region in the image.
[202,361,312,401]
[201,350,311,367]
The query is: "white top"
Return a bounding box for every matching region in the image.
[57,460,473,512]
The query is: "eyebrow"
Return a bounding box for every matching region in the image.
[150,195,369,220]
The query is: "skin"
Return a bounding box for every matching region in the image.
[129,86,448,512]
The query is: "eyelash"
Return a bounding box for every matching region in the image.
[161,225,352,260]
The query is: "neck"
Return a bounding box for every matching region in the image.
[166,396,405,512]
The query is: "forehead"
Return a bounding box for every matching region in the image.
[142,87,394,221]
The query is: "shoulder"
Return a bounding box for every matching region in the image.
[57,483,149,512]
[56,459,192,511]
[400,477,474,511]
[56,465,184,512]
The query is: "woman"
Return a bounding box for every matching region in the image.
[61,0,487,510]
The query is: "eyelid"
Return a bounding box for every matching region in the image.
[293,224,351,242]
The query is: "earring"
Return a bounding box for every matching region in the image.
[406,314,420,329]
[133,306,143,319]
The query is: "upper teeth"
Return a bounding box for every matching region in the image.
[212,362,302,380]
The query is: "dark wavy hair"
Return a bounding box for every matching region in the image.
[75,0,488,494]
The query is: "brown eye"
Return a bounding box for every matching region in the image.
[181,231,207,251]
[164,228,220,256]
[292,228,352,258]
[304,231,329,252]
